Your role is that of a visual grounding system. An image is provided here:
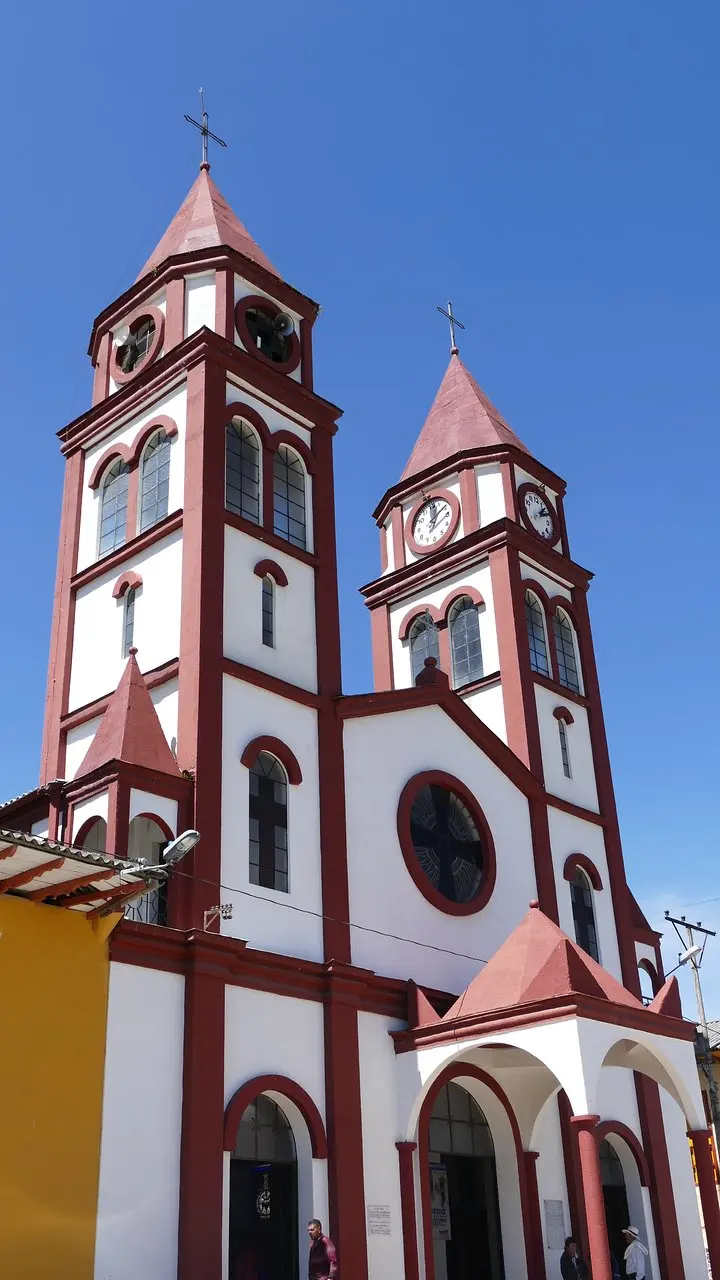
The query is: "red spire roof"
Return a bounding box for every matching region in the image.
[76,652,181,778]
[401,353,529,481]
[442,903,644,1023]
[137,168,278,282]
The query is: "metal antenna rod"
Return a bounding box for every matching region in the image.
[437,301,465,355]
[184,88,227,171]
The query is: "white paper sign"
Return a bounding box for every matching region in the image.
[543,1199,566,1251]
[367,1204,391,1236]
[430,1164,451,1241]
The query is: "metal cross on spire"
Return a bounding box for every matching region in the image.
[437,301,465,355]
[184,89,227,171]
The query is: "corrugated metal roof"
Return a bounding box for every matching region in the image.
[0,828,165,915]
[0,781,64,812]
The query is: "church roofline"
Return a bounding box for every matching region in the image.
[372,444,566,526]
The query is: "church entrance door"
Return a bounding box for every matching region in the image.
[428,1082,505,1280]
[228,1095,298,1280]
[600,1139,631,1277]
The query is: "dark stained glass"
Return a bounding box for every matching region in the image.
[410,784,483,904]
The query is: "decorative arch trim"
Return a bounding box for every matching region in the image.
[223,1073,327,1157]
[253,559,289,587]
[417,1063,534,1280]
[549,596,581,630]
[563,853,603,891]
[234,295,302,375]
[240,736,303,785]
[397,770,497,916]
[226,401,273,448]
[440,586,485,621]
[270,430,315,473]
[74,814,108,849]
[110,304,165,386]
[88,445,133,490]
[522,579,553,614]
[398,604,442,641]
[132,416,178,467]
[112,571,143,599]
[553,706,575,725]
[594,1120,650,1187]
[638,957,661,995]
[130,812,175,842]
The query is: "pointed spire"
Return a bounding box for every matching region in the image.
[76,651,181,778]
[401,353,529,482]
[407,980,442,1028]
[648,976,684,1020]
[137,168,278,282]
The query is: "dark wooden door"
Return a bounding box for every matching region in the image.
[229,1160,298,1280]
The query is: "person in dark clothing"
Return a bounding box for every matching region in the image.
[308,1219,338,1280]
[560,1237,589,1280]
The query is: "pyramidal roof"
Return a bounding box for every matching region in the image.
[401,353,529,482]
[437,903,644,1025]
[76,652,181,778]
[137,167,278,282]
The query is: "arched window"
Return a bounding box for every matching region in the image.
[553,609,581,693]
[429,1082,495,1158]
[226,420,261,524]
[249,752,288,892]
[262,576,274,648]
[139,431,171,532]
[233,1094,296,1163]
[570,867,599,962]
[449,597,483,687]
[98,459,129,556]
[409,612,440,682]
[78,817,107,853]
[558,718,571,778]
[525,591,549,676]
[123,587,136,657]
[273,446,307,549]
[125,816,169,926]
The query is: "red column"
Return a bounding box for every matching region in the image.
[690,1128,720,1279]
[571,1115,611,1280]
[524,1151,546,1280]
[396,1142,419,1280]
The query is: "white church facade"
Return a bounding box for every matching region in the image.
[1,162,717,1280]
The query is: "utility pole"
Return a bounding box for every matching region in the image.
[665,912,720,1144]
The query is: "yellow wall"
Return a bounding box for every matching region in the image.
[0,894,111,1279]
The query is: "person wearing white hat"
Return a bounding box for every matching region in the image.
[622,1226,649,1279]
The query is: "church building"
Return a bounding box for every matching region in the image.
[1,156,717,1280]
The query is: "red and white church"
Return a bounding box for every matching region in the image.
[3,161,717,1280]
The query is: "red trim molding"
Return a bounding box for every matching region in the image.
[223,1074,327,1157]
[594,1120,649,1186]
[112,570,143,599]
[638,957,661,994]
[553,705,575,725]
[398,603,442,641]
[240,735,303,785]
[396,770,497,916]
[110,305,165,386]
[396,1143,419,1280]
[234,295,301,374]
[130,415,179,465]
[439,586,484,619]
[405,489,461,557]
[563,853,603,890]
[253,559,289,587]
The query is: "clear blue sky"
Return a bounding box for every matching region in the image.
[1,1,718,1005]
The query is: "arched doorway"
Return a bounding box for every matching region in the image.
[600,1139,631,1276]
[125,816,169,924]
[427,1082,505,1280]
[229,1094,298,1280]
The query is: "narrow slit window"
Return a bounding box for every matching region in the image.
[409,612,440,682]
[273,447,307,549]
[570,868,599,962]
[226,421,261,524]
[98,459,129,557]
[525,592,549,676]
[558,718,571,778]
[249,752,288,893]
[123,587,136,657]
[449,597,484,688]
[553,610,581,693]
[262,576,274,648]
[139,431,171,532]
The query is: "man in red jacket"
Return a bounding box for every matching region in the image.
[307,1219,338,1279]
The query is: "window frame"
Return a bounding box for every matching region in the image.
[558,717,572,778]
[525,591,550,677]
[448,595,484,688]
[248,751,290,894]
[272,445,308,550]
[553,608,582,694]
[226,418,262,525]
[570,866,600,962]
[122,586,136,657]
[397,770,497,916]
[409,611,440,683]
[138,429,172,534]
[261,575,274,648]
[98,458,130,559]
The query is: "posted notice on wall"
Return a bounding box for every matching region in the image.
[367,1204,392,1236]
[543,1199,566,1251]
[430,1164,451,1241]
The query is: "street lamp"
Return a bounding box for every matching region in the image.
[123,828,201,876]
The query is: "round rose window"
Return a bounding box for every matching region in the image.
[117,315,156,374]
[410,783,484,904]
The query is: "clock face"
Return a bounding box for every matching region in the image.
[413,496,453,547]
[522,488,557,541]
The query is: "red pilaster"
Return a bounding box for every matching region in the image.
[165,276,186,350]
[41,448,84,783]
[524,1150,546,1280]
[558,1091,588,1260]
[92,331,112,404]
[488,543,544,778]
[370,606,393,691]
[690,1128,720,1280]
[571,1116,611,1280]
[635,1075,685,1280]
[458,464,480,533]
[178,937,225,1280]
[215,267,235,341]
[396,1142,420,1280]
[323,976,368,1280]
[391,506,405,571]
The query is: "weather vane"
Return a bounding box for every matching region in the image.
[437,300,465,355]
[184,89,227,170]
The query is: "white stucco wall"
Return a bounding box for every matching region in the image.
[69,530,182,712]
[519,557,572,603]
[535,684,598,811]
[70,789,109,843]
[548,807,621,981]
[223,526,317,692]
[533,1093,570,1279]
[77,385,187,573]
[476,463,506,527]
[344,704,536,992]
[65,716,103,780]
[94,962,185,1280]
[660,1088,708,1279]
[389,560,498,691]
[185,272,216,336]
[461,680,507,742]
[357,1012,406,1277]
[221,676,323,960]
